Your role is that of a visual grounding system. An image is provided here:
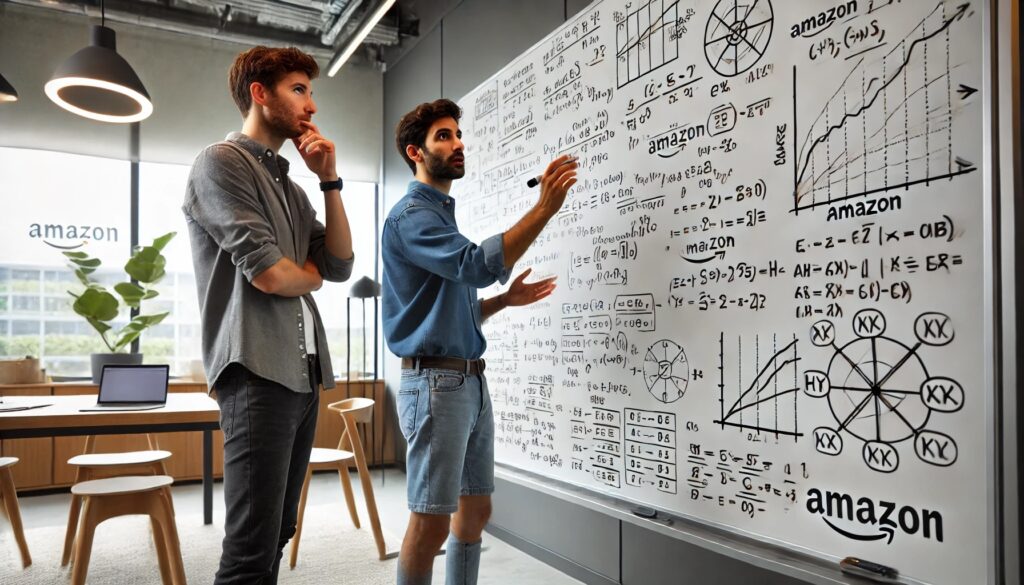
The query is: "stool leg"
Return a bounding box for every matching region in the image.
[289,467,313,569]
[0,468,31,568]
[347,415,388,560]
[152,491,186,585]
[150,514,174,585]
[71,498,100,585]
[61,494,83,567]
[337,461,361,529]
[62,467,89,567]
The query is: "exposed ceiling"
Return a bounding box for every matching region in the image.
[4,0,421,64]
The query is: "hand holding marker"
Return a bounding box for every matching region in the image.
[526,155,578,188]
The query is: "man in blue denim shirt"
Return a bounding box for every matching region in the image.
[383,99,577,585]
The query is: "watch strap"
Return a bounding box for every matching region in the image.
[319,178,343,192]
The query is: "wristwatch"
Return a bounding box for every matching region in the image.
[319,178,343,192]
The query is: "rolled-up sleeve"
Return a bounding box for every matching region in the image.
[308,218,354,282]
[183,145,283,282]
[396,205,510,287]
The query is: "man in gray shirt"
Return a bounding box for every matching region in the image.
[183,46,354,584]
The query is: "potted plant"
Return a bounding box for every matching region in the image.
[62,232,176,382]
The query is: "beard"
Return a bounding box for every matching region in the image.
[422,146,465,180]
[263,95,304,139]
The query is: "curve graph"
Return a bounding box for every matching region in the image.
[793,3,976,212]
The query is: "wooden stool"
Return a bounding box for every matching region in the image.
[289,446,358,568]
[62,434,172,567]
[0,457,31,568]
[290,397,393,567]
[70,475,184,585]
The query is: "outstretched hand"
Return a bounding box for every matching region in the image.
[502,268,557,307]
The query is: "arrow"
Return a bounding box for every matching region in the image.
[956,84,977,99]
[682,250,727,264]
[954,3,971,22]
[955,157,975,171]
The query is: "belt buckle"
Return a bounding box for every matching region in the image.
[464,359,471,375]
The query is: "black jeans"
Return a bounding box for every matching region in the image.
[213,362,320,584]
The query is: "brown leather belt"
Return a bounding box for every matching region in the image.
[401,357,486,375]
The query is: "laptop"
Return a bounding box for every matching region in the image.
[79,364,169,411]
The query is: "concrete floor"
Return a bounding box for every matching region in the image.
[14,468,583,584]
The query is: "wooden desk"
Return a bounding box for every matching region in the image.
[0,393,220,524]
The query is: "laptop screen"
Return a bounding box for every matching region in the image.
[98,365,169,403]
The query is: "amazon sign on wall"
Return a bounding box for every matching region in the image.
[2,147,130,266]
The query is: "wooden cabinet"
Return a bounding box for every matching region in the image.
[0,386,53,489]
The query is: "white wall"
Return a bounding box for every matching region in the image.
[0,3,382,182]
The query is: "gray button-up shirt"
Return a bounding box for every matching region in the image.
[183,132,354,393]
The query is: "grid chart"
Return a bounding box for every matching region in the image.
[615,0,681,89]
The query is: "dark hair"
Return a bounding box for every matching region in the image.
[395,99,462,173]
[228,46,319,117]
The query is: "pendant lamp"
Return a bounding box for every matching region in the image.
[0,73,18,102]
[45,1,152,123]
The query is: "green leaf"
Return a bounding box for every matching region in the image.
[151,232,176,252]
[71,288,119,322]
[63,251,89,259]
[69,257,101,268]
[134,312,169,327]
[143,289,159,300]
[124,246,168,284]
[114,282,146,308]
[112,312,169,351]
[86,317,116,352]
[74,269,92,286]
[86,317,112,335]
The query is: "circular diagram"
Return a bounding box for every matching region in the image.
[643,340,689,403]
[704,0,774,77]
[826,336,931,444]
[803,310,963,473]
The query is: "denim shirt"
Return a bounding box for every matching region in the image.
[382,181,510,359]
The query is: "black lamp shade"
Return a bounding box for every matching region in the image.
[349,276,381,298]
[0,73,17,102]
[45,25,152,123]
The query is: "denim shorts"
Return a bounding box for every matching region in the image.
[398,367,495,514]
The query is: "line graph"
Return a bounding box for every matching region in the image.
[715,332,802,439]
[793,3,975,212]
[615,0,680,88]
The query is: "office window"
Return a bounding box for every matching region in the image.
[138,161,203,377]
[285,173,379,379]
[0,147,130,377]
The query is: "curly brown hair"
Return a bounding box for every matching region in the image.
[395,99,462,173]
[228,46,319,117]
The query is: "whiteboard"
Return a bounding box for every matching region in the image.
[450,1,989,583]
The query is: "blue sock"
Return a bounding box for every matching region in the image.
[444,533,481,585]
[397,556,433,585]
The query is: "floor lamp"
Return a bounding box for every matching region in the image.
[346,276,383,481]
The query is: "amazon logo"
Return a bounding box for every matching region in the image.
[806,488,944,544]
[28,223,120,250]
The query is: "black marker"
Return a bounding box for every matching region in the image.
[631,505,658,519]
[839,557,900,583]
[526,156,578,188]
